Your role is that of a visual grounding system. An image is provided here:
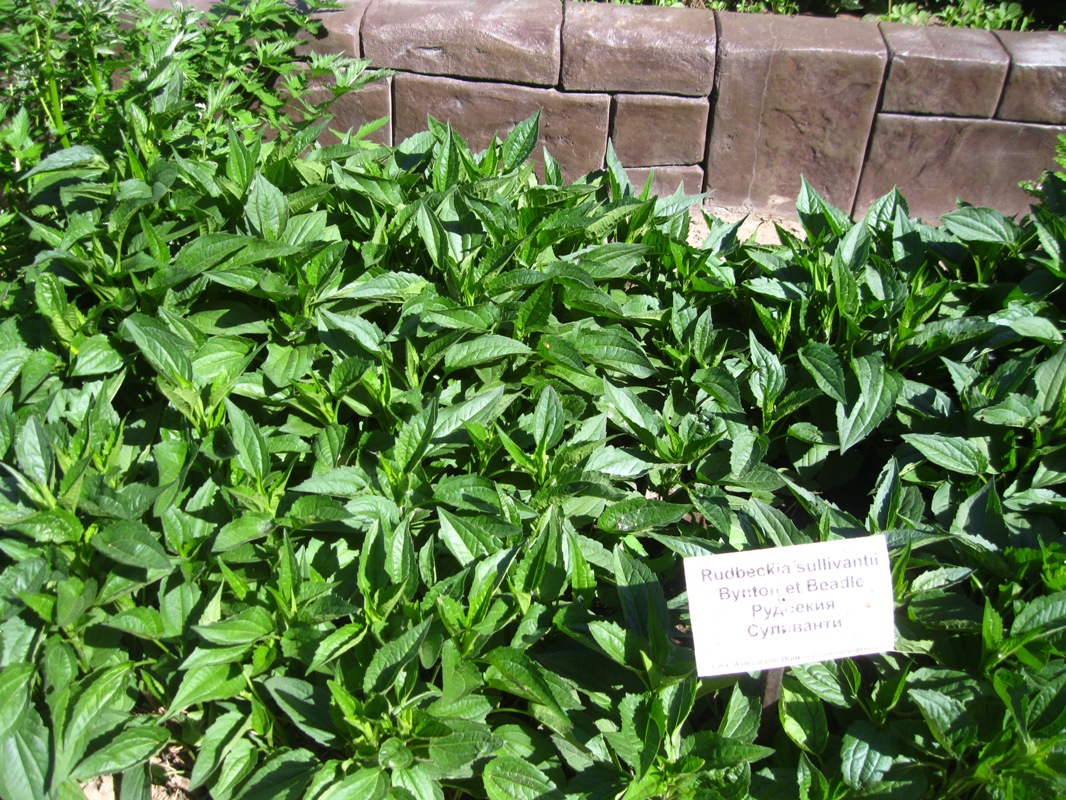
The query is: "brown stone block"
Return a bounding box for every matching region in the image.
[612,95,709,167]
[303,0,372,57]
[561,1,715,96]
[363,0,562,86]
[996,30,1066,124]
[880,22,1008,118]
[393,74,609,180]
[705,13,886,216]
[854,114,1066,222]
[626,166,705,198]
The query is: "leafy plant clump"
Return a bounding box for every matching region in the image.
[3,2,1066,800]
[596,0,1065,31]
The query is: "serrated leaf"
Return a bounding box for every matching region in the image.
[0,707,50,800]
[598,497,689,534]
[163,664,245,720]
[231,747,315,800]
[91,521,171,571]
[0,663,34,741]
[571,327,655,379]
[71,335,125,377]
[791,662,852,708]
[71,724,169,781]
[444,335,531,371]
[122,315,193,385]
[245,174,288,241]
[363,618,432,694]
[798,342,847,404]
[837,356,902,453]
[193,606,274,645]
[780,684,828,755]
[501,112,540,173]
[262,676,342,748]
[314,768,389,800]
[225,399,270,486]
[55,664,135,785]
[484,648,571,735]
[533,386,564,453]
[103,607,165,640]
[840,721,894,790]
[902,433,988,476]
[941,206,1017,245]
[749,330,785,410]
[1011,591,1066,637]
[187,710,248,790]
[483,755,561,800]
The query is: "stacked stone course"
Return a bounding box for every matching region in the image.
[150,0,1066,221]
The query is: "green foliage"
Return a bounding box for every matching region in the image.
[596,0,1065,31]
[2,3,1066,798]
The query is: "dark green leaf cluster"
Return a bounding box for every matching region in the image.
[2,5,1066,799]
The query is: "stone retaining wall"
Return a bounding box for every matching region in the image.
[155,0,1066,222]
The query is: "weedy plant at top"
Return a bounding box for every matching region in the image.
[1,1,1066,799]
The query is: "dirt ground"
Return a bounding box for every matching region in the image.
[688,202,806,247]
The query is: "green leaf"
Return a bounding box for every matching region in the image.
[613,546,669,641]
[0,708,50,800]
[231,747,315,800]
[909,689,973,756]
[71,335,125,377]
[225,399,270,486]
[837,355,901,454]
[395,401,437,475]
[436,508,505,564]
[122,314,193,385]
[780,683,828,755]
[571,326,655,379]
[71,724,169,781]
[749,330,786,411]
[187,710,248,790]
[24,145,105,179]
[791,662,852,708]
[691,731,775,769]
[0,663,34,741]
[482,755,561,800]
[313,768,389,800]
[363,618,432,694]
[103,607,166,640]
[291,467,369,497]
[941,206,1018,245]
[1035,344,1066,417]
[1011,591,1066,637]
[902,434,989,476]
[533,386,564,453]
[15,416,52,488]
[245,174,289,241]
[433,126,460,193]
[55,664,135,786]
[262,677,342,748]
[193,606,275,645]
[501,112,540,173]
[426,722,496,778]
[163,664,245,720]
[840,720,894,790]
[444,335,531,371]
[484,648,571,735]
[798,342,847,404]
[598,497,689,534]
[91,521,172,571]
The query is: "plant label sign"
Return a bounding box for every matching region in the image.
[684,536,894,676]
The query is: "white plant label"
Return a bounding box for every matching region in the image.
[684,536,895,677]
